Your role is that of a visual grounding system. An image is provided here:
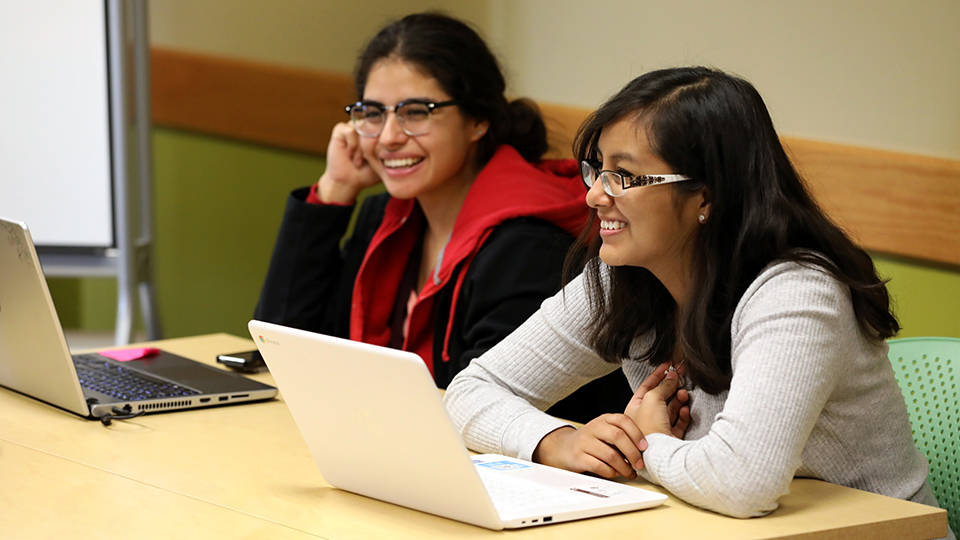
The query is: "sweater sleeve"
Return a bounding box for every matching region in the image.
[444,271,622,461]
[254,187,357,335]
[639,263,848,518]
[436,219,635,423]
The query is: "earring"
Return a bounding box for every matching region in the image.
[477,130,485,136]
[698,215,706,223]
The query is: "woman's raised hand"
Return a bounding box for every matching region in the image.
[624,362,691,439]
[532,414,647,480]
[315,122,382,204]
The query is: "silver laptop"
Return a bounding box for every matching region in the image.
[0,217,277,421]
[249,319,667,530]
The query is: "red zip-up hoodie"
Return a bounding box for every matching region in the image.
[345,145,588,372]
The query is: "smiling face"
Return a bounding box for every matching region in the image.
[359,59,487,204]
[587,117,707,292]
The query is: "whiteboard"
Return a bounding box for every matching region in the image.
[0,0,113,248]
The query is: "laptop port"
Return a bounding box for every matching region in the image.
[199,397,211,403]
[543,516,553,523]
[218,396,228,402]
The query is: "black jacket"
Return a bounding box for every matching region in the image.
[255,188,632,423]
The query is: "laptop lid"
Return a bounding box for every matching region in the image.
[249,319,667,530]
[0,217,277,419]
[0,218,90,415]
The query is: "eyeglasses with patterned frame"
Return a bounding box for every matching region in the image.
[345,99,458,138]
[580,160,692,197]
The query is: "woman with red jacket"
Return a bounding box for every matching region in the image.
[255,12,631,422]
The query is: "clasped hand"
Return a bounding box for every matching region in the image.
[533,362,690,480]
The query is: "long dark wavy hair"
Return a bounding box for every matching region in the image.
[354,12,548,166]
[566,67,899,395]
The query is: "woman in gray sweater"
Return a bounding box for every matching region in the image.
[444,67,952,537]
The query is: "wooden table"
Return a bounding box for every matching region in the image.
[0,334,948,539]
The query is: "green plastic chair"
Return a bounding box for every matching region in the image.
[888,337,959,537]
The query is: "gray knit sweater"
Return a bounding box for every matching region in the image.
[445,260,951,536]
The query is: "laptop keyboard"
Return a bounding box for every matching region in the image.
[478,469,586,513]
[73,354,199,401]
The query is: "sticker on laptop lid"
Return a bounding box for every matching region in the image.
[475,460,530,471]
[1,221,29,264]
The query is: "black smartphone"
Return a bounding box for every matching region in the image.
[216,350,268,373]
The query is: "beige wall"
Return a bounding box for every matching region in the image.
[150,0,960,161]
[487,0,960,160]
[149,0,489,73]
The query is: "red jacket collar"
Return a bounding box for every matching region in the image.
[351,145,588,364]
[427,145,586,288]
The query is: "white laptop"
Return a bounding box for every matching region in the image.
[0,217,277,422]
[249,319,667,530]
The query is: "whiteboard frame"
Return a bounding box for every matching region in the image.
[37,0,159,345]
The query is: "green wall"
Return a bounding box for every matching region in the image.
[47,128,960,340]
[875,255,960,338]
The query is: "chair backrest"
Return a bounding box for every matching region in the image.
[888,337,959,536]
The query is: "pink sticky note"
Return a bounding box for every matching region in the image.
[99,347,161,362]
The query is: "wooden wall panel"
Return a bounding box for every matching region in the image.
[150,47,960,267]
[151,48,354,155]
[785,138,960,267]
[539,102,592,160]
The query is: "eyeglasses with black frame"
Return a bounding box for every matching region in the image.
[580,160,692,197]
[345,99,458,138]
